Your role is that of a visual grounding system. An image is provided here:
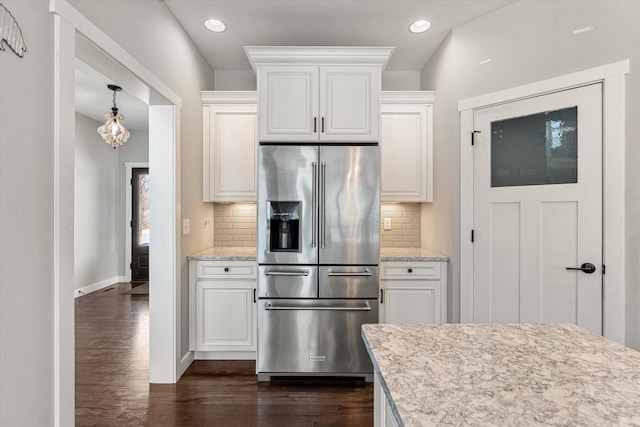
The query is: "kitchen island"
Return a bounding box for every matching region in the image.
[362,323,640,426]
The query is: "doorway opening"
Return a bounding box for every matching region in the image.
[126,163,150,283]
[132,167,150,283]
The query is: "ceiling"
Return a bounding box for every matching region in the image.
[75,0,516,129]
[75,60,149,130]
[164,0,515,72]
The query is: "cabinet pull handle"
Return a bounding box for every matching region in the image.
[380,289,384,304]
[321,117,325,133]
[224,267,229,272]
[314,117,317,133]
[408,268,413,273]
[253,288,257,303]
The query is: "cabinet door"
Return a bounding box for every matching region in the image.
[381,281,440,324]
[320,66,380,142]
[380,104,432,202]
[258,65,319,142]
[195,281,257,352]
[204,104,257,202]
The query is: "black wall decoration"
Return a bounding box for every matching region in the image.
[0,2,26,58]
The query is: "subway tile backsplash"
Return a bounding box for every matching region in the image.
[380,203,421,248]
[213,203,257,247]
[213,202,421,248]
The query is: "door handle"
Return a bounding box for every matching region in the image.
[565,262,596,274]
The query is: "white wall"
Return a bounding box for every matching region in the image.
[0,2,55,424]
[420,32,457,321]
[420,0,640,348]
[74,113,120,290]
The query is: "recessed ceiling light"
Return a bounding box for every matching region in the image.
[204,18,226,33]
[410,19,432,34]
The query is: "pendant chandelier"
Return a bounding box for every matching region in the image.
[97,84,130,149]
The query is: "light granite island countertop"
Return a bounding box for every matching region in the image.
[362,323,640,426]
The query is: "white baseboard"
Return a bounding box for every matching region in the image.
[178,351,195,380]
[74,276,124,298]
[193,351,257,360]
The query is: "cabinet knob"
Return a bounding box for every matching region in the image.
[407,268,413,273]
[224,267,229,272]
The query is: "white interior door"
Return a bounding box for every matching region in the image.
[473,83,603,334]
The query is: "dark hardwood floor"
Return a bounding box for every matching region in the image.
[75,283,374,426]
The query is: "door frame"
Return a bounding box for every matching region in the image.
[51,1,183,425]
[125,162,150,283]
[458,60,629,344]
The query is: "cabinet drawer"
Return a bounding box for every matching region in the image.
[380,262,441,280]
[195,261,256,279]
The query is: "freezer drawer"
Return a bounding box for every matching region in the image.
[258,265,318,298]
[257,299,378,376]
[319,266,379,299]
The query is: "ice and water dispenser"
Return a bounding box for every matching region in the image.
[268,201,300,252]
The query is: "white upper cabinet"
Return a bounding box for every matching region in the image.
[258,66,319,141]
[320,66,380,142]
[202,91,257,202]
[246,46,393,143]
[380,91,434,202]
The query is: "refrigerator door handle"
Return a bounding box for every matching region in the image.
[328,270,373,277]
[312,161,317,248]
[264,270,310,276]
[321,161,326,248]
[265,302,372,311]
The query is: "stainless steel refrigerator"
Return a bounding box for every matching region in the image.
[257,144,380,381]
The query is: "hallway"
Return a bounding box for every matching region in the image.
[75,283,374,426]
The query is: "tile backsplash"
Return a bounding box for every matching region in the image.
[213,203,256,247]
[380,203,421,248]
[213,202,421,248]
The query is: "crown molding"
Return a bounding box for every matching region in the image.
[244,46,395,72]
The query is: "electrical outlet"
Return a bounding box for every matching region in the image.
[203,217,211,231]
[182,219,191,235]
[384,218,392,230]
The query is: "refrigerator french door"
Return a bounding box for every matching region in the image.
[257,145,379,265]
[257,144,380,380]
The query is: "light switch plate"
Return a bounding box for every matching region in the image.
[182,219,191,235]
[203,217,211,231]
[384,217,392,230]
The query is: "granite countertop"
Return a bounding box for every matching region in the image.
[187,247,256,261]
[189,247,448,262]
[362,323,640,426]
[380,247,448,262]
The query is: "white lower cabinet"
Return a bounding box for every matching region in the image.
[189,260,257,359]
[374,372,399,427]
[379,260,447,324]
